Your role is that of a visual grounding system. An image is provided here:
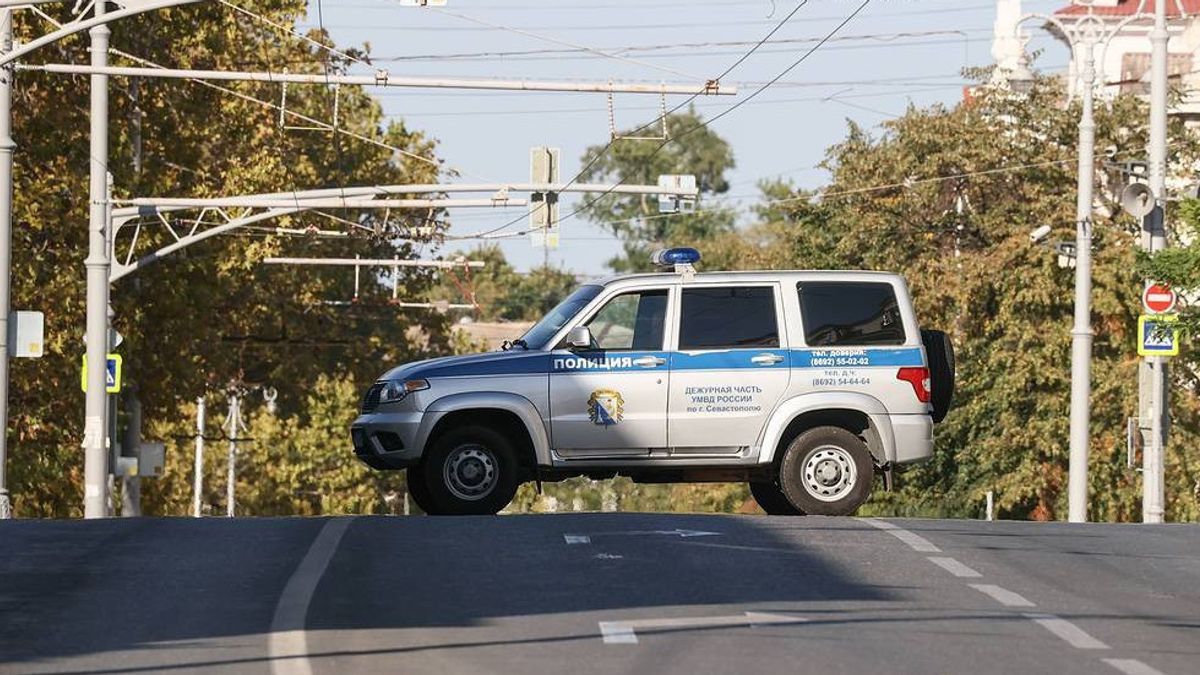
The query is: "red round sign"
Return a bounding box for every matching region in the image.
[1143,284,1177,314]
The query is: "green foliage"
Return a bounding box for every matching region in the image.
[8,2,450,516]
[143,375,407,516]
[430,244,578,322]
[577,109,737,272]
[708,77,1200,522]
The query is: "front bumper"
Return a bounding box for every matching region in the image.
[351,410,425,470]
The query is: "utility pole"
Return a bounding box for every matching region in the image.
[0,8,14,519]
[225,389,240,518]
[82,1,111,518]
[1012,3,1156,523]
[1143,0,1170,524]
[1066,37,1096,524]
[192,396,205,517]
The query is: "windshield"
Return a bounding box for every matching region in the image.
[517,284,603,350]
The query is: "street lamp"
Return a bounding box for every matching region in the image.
[1006,52,1037,95]
[1011,1,1151,523]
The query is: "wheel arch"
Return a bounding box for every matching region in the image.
[757,392,896,467]
[419,392,550,469]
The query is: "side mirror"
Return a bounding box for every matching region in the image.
[566,326,592,350]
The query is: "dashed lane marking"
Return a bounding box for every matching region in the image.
[861,518,941,553]
[564,534,591,545]
[969,584,1036,608]
[599,612,808,645]
[927,556,982,578]
[269,518,355,675]
[1103,658,1166,675]
[1024,613,1110,650]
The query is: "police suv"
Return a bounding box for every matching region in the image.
[352,248,954,516]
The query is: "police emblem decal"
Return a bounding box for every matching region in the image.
[587,389,625,426]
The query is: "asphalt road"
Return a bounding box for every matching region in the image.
[0,514,1197,675]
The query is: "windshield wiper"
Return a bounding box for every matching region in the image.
[501,338,529,351]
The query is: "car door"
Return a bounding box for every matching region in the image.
[548,286,673,457]
[668,284,791,454]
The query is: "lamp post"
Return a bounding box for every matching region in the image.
[1010,1,1150,523]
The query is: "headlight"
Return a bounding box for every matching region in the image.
[379,378,430,405]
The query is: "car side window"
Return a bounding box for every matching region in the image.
[679,286,780,349]
[584,289,668,350]
[798,281,905,346]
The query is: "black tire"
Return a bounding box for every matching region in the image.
[405,468,438,515]
[421,425,520,516]
[921,328,955,423]
[749,481,806,516]
[779,426,874,517]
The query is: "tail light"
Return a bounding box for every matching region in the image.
[897,367,931,403]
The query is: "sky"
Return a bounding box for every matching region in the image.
[299,0,1070,275]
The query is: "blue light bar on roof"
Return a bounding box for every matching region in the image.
[651,247,702,269]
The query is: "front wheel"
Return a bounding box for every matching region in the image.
[405,468,437,515]
[421,425,520,515]
[779,426,874,516]
[749,481,805,516]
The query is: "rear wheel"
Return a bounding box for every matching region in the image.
[779,426,874,516]
[749,481,805,516]
[421,425,520,516]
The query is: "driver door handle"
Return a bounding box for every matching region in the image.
[751,353,785,366]
[633,356,666,368]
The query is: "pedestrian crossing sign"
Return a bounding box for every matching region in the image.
[1138,315,1180,358]
[80,354,122,393]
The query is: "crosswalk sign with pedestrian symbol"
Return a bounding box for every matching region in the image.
[80,354,123,393]
[1138,315,1180,357]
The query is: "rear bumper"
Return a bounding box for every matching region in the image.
[351,411,425,470]
[890,413,934,464]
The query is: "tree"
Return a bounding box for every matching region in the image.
[709,73,1200,522]
[430,244,578,322]
[577,108,737,272]
[7,2,452,515]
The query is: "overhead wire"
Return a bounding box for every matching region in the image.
[382,85,961,118]
[366,29,1007,64]
[450,142,1147,244]
[463,0,819,241]
[533,0,876,241]
[422,3,709,81]
[219,0,372,69]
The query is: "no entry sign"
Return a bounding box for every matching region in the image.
[1142,284,1177,314]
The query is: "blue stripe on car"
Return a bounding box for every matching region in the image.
[412,347,924,378]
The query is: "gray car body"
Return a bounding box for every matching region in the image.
[351,270,934,479]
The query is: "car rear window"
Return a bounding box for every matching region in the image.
[679,286,779,349]
[798,281,905,346]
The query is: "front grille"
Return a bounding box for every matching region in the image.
[361,383,385,414]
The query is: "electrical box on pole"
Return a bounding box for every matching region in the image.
[8,310,43,358]
[658,175,697,213]
[530,147,560,250]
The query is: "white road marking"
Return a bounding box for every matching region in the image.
[594,553,623,560]
[1023,613,1109,650]
[599,612,807,645]
[861,518,941,553]
[969,584,1036,608]
[269,518,355,675]
[1103,658,1166,675]
[679,541,808,555]
[927,556,982,578]
[563,534,591,545]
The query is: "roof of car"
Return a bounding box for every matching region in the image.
[593,269,904,287]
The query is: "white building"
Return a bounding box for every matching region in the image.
[995,1,1200,116]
